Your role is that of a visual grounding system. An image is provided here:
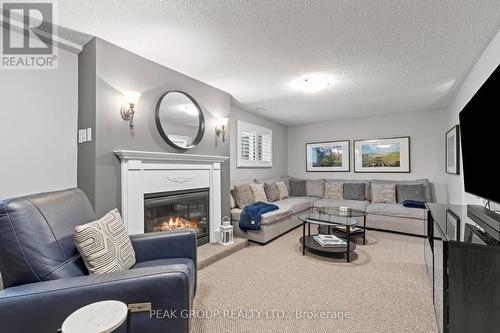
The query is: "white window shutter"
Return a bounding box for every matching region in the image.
[237,120,272,168]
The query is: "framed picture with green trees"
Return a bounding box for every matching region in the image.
[306,140,350,172]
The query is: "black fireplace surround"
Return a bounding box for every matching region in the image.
[144,188,209,246]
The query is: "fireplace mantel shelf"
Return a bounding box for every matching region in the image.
[114,150,229,163]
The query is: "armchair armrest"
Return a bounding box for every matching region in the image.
[0,265,192,333]
[130,229,197,265]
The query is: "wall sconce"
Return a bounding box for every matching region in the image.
[121,91,141,129]
[215,117,229,142]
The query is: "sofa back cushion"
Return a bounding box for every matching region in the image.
[397,184,426,203]
[372,179,432,202]
[371,183,397,203]
[276,181,290,200]
[234,184,256,208]
[325,179,371,201]
[305,179,325,197]
[250,184,268,202]
[343,183,366,201]
[264,182,279,202]
[324,182,343,200]
[289,180,307,196]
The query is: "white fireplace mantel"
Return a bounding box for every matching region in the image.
[114,150,229,163]
[114,150,228,243]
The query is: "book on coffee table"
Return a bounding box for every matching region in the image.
[313,234,347,247]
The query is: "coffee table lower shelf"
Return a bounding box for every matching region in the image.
[300,235,356,262]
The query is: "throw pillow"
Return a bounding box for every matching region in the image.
[230,189,237,208]
[324,182,343,200]
[234,184,256,208]
[250,184,268,202]
[289,180,307,196]
[306,179,324,197]
[397,184,426,203]
[74,209,136,275]
[281,176,291,193]
[343,183,366,201]
[276,181,289,200]
[264,182,279,202]
[371,183,397,203]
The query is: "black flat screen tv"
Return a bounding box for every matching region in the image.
[459,64,500,204]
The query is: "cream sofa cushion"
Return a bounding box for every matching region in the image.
[250,184,268,202]
[324,182,343,200]
[276,181,289,200]
[313,199,370,212]
[371,183,397,203]
[366,203,426,220]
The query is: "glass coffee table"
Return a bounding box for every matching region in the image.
[317,207,367,245]
[299,208,362,262]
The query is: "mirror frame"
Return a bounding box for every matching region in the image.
[155,91,205,151]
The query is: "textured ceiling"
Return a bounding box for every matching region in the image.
[59,0,500,125]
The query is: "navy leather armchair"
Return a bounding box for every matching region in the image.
[0,188,197,333]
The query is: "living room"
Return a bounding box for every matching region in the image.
[1,1,499,333]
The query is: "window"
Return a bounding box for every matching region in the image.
[237,120,272,168]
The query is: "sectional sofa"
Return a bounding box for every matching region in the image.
[230,177,431,244]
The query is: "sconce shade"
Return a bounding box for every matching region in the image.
[217,117,229,127]
[123,91,141,105]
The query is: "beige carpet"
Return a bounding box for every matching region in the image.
[192,227,437,333]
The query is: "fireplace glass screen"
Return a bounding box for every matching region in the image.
[144,188,209,245]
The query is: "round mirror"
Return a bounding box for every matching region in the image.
[155,91,205,150]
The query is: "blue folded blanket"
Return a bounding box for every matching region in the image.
[402,200,426,209]
[239,202,279,231]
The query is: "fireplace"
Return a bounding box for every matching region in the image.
[144,188,210,246]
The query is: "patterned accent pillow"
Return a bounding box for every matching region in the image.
[264,182,279,202]
[74,209,136,275]
[343,183,366,201]
[397,184,426,203]
[324,182,343,200]
[234,184,256,208]
[250,184,268,202]
[372,183,397,203]
[276,181,289,200]
[289,180,307,196]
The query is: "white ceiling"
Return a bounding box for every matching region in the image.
[59,0,500,125]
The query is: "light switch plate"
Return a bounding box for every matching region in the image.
[86,128,92,141]
[78,129,85,143]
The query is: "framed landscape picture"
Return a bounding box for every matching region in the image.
[306,140,350,172]
[354,137,410,173]
[445,125,460,175]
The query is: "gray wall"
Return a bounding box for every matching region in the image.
[230,106,288,182]
[287,109,449,202]
[0,43,78,199]
[444,28,500,205]
[77,38,97,206]
[79,38,231,219]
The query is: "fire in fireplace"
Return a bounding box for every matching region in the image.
[144,188,209,246]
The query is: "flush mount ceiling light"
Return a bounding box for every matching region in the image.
[293,73,334,93]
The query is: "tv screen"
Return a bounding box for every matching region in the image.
[459,64,500,203]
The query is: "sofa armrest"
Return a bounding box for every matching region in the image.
[130,229,197,265]
[0,265,192,333]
